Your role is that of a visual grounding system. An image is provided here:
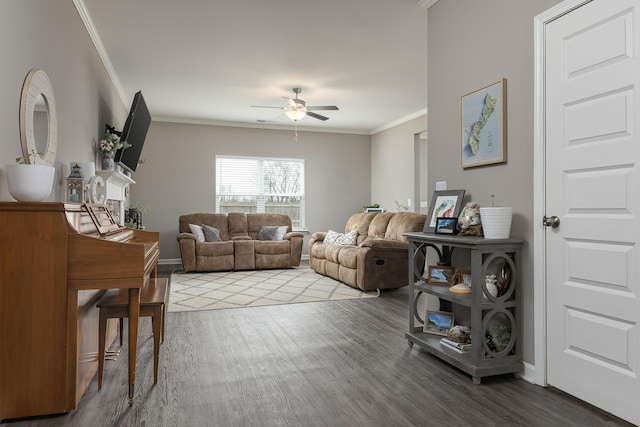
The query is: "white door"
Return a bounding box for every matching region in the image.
[545,0,640,424]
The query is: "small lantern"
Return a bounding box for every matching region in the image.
[66,163,88,203]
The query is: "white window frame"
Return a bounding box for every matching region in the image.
[215,155,305,230]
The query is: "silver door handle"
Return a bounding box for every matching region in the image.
[543,215,560,228]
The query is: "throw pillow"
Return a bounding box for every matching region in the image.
[257,225,288,241]
[202,224,222,242]
[188,224,205,242]
[257,226,279,241]
[324,229,358,245]
[275,225,288,240]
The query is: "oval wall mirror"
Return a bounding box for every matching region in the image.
[19,69,57,166]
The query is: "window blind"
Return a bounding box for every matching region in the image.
[215,155,305,229]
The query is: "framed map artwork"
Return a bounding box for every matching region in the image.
[460,78,507,168]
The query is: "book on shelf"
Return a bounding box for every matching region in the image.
[440,338,472,353]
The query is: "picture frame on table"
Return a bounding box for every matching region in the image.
[426,265,456,286]
[435,217,458,234]
[460,78,507,169]
[423,310,455,336]
[423,189,466,233]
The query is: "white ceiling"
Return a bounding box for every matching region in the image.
[79,0,428,134]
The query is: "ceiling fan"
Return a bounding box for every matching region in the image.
[251,88,339,121]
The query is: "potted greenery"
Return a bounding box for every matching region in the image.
[99,131,130,171]
[479,195,513,239]
[6,150,55,202]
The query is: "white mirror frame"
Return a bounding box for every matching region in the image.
[20,69,57,166]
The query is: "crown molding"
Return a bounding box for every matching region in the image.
[371,108,428,134]
[152,116,372,135]
[154,109,428,136]
[72,0,129,108]
[417,0,439,11]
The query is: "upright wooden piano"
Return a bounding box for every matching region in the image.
[0,202,160,420]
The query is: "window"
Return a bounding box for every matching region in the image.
[215,155,305,229]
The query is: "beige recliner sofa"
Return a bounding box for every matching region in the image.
[177,212,304,272]
[308,212,426,291]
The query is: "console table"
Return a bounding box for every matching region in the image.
[403,232,524,384]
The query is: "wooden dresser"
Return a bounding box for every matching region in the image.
[0,202,159,420]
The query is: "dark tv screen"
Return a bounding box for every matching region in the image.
[115,90,151,173]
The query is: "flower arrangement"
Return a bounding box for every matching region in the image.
[99,131,131,157]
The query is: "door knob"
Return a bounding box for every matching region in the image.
[543,215,560,228]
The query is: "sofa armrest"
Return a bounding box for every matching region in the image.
[176,232,197,241]
[310,231,327,242]
[284,231,305,240]
[360,238,408,250]
[176,234,197,272]
[286,233,304,266]
[307,231,327,265]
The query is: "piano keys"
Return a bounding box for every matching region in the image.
[0,202,159,420]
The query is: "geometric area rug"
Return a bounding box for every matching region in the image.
[168,265,379,313]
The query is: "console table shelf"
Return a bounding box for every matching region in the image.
[403,232,524,384]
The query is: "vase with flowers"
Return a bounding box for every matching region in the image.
[99,131,131,171]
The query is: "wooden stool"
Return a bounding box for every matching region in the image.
[97,278,168,390]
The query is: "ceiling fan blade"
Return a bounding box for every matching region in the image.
[307,105,339,111]
[250,105,284,109]
[306,111,329,121]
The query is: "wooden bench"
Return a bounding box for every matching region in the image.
[97,277,168,390]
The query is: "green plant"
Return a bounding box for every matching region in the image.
[15,149,42,164]
[486,324,511,353]
[362,203,380,212]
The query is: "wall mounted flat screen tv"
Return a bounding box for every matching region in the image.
[115,90,151,173]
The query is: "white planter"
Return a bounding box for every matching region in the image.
[6,164,55,202]
[480,207,513,239]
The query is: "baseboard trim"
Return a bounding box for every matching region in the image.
[520,361,541,386]
[160,255,309,266]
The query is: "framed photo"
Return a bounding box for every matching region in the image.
[423,310,455,335]
[424,189,466,233]
[435,217,458,234]
[426,265,455,285]
[461,78,507,169]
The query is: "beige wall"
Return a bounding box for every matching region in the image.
[0,1,374,264]
[427,0,562,366]
[0,0,556,375]
[371,115,427,213]
[0,0,127,202]
[133,122,371,260]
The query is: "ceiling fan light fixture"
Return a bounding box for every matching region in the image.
[285,110,306,121]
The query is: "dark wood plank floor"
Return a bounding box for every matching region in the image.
[3,265,632,427]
